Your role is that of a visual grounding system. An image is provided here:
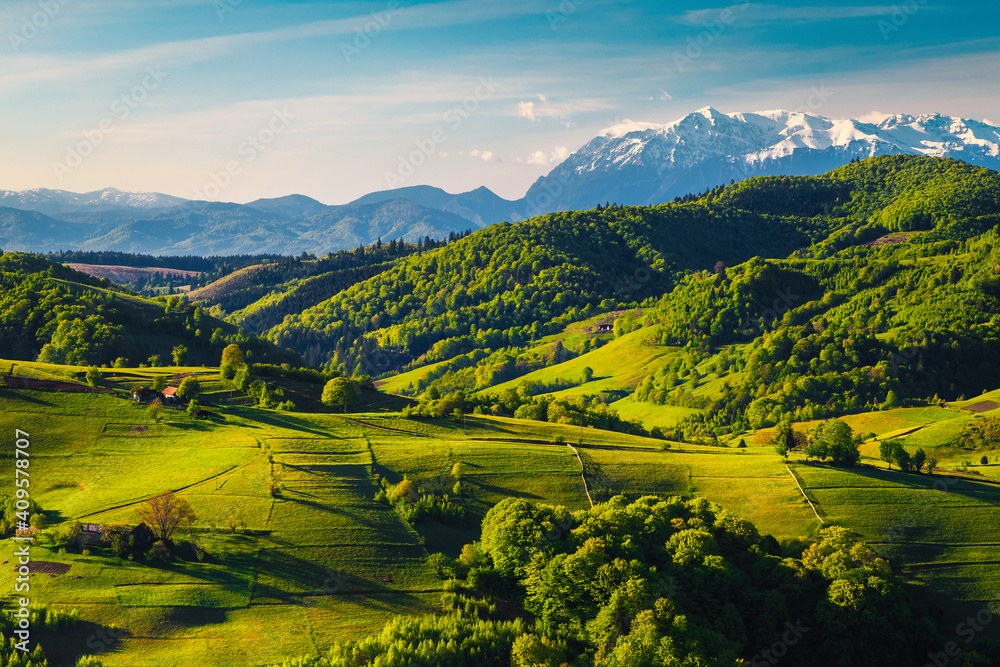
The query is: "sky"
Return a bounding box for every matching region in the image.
[0,0,997,204]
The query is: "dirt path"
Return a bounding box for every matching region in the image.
[567,443,594,508]
[786,465,824,524]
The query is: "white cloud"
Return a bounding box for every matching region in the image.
[676,4,905,27]
[600,119,664,138]
[858,111,892,124]
[514,97,615,123]
[526,145,570,166]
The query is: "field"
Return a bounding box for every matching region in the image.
[2,360,1000,665]
[483,325,678,400]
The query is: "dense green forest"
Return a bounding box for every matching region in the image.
[266,202,830,376]
[0,252,294,367]
[335,156,1000,439]
[268,494,996,666]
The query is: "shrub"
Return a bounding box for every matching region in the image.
[149,540,170,562]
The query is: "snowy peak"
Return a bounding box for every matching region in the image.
[0,187,188,217]
[525,108,1000,213]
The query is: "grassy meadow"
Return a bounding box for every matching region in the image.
[2,359,999,665]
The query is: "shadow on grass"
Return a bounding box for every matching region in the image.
[225,407,333,437]
[807,462,1000,505]
[0,389,56,407]
[37,620,131,667]
[462,477,542,500]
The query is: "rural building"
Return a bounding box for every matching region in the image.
[130,523,157,549]
[162,386,179,403]
[595,324,614,333]
[78,522,156,549]
[80,523,104,546]
[132,387,160,403]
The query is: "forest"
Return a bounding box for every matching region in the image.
[267,494,998,667]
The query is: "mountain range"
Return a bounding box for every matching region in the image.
[1,108,997,255]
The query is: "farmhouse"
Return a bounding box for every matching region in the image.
[77,522,157,549]
[131,387,160,403]
[162,386,179,403]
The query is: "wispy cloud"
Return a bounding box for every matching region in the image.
[524,145,570,166]
[0,0,549,87]
[676,4,904,27]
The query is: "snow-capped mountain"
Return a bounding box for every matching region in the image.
[0,187,188,217]
[521,107,1000,214]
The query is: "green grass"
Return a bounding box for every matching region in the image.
[483,325,678,399]
[791,462,1000,635]
[610,398,703,429]
[3,361,1000,663]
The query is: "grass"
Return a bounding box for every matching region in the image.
[2,358,1000,663]
[483,325,678,399]
[791,462,1000,634]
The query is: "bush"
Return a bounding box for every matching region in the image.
[177,376,201,400]
[149,540,170,562]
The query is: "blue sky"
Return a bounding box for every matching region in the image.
[1,0,997,203]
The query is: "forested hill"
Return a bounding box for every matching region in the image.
[267,201,829,374]
[0,252,294,367]
[266,155,1000,376]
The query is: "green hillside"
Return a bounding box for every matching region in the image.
[0,252,294,368]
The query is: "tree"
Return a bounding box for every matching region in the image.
[774,439,788,460]
[322,377,359,412]
[187,399,201,417]
[177,376,201,400]
[772,419,795,460]
[85,366,101,388]
[220,363,236,380]
[136,491,197,543]
[981,455,990,466]
[810,419,859,467]
[221,343,245,367]
[883,389,899,409]
[895,447,912,472]
[581,366,594,383]
[147,397,164,423]
[172,345,188,366]
[880,439,900,470]
[152,375,168,392]
[234,366,251,391]
[913,448,927,473]
[926,456,938,474]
